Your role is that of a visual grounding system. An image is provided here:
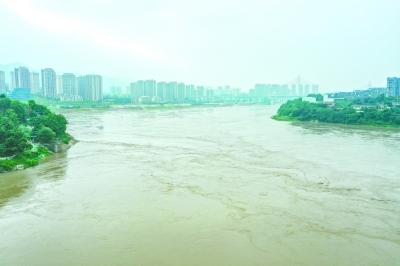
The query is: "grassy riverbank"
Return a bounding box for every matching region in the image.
[274,115,400,130]
[274,97,400,128]
[0,147,50,173]
[0,95,72,174]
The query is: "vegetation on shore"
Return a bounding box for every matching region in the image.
[0,95,71,173]
[33,96,111,109]
[274,95,400,127]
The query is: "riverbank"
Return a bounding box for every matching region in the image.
[48,102,272,111]
[273,114,400,130]
[0,138,76,174]
[274,97,400,129]
[0,147,50,173]
[0,96,74,174]
[114,102,262,110]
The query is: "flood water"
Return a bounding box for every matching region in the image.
[0,106,399,265]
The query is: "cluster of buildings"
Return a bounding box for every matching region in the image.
[1,65,399,105]
[329,77,400,99]
[0,66,324,105]
[249,83,319,98]
[0,66,103,102]
[129,80,319,104]
[329,87,387,99]
[130,80,245,104]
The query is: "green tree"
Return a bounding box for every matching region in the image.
[36,127,56,145]
[10,100,28,123]
[276,96,400,127]
[31,113,67,137]
[0,111,31,157]
[28,100,51,117]
[0,96,11,114]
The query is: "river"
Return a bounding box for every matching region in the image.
[0,105,399,265]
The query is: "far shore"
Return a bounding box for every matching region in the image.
[55,102,273,110]
[273,115,400,130]
[0,138,77,175]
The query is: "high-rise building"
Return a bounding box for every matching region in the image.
[130,80,144,103]
[129,79,248,104]
[13,67,31,89]
[41,68,57,99]
[206,87,214,101]
[177,82,185,102]
[156,81,167,101]
[78,75,103,102]
[185,84,196,101]
[289,80,319,97]
[31,72,40,95]
[196,86,205,100]
[56,75,63,96]
[0,71,6,94]
[10,72,15,90]
[144,80,156,98]
[166,82,177,102]
[387,77,400,97]
[61,73,78,101]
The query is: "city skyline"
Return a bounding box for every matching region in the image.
[3,65,104,102]
[2,60,396,93]
[0,0,399,91]
[1,62,324,93]
[2,63,400,103]
[0,63,322,96]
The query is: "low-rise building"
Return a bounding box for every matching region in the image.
[302,96,317,103]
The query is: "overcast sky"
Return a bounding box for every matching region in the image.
[0,0,399,91]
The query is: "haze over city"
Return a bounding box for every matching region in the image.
[1,0,399,91]
[1,1,400,266]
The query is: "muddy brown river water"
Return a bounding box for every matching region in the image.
[0,105,399,265]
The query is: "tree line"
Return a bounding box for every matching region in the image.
[0,95,71,158]
[275,96,400,126]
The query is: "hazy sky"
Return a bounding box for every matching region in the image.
[1,0,399,91]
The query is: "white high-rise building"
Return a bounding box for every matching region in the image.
[10,72,15,90]
[31,72,40,95]
[166,82,177,102]
[61,73,79,101]
[177,82,185,102]
[156,81,167,102]
[12,67,31,89]
[56,75,63,96]
[0,71,6,94]
[144,80,156,99]
[78,75,102,102]
[41,68,57,99]
[130,80,144,103]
